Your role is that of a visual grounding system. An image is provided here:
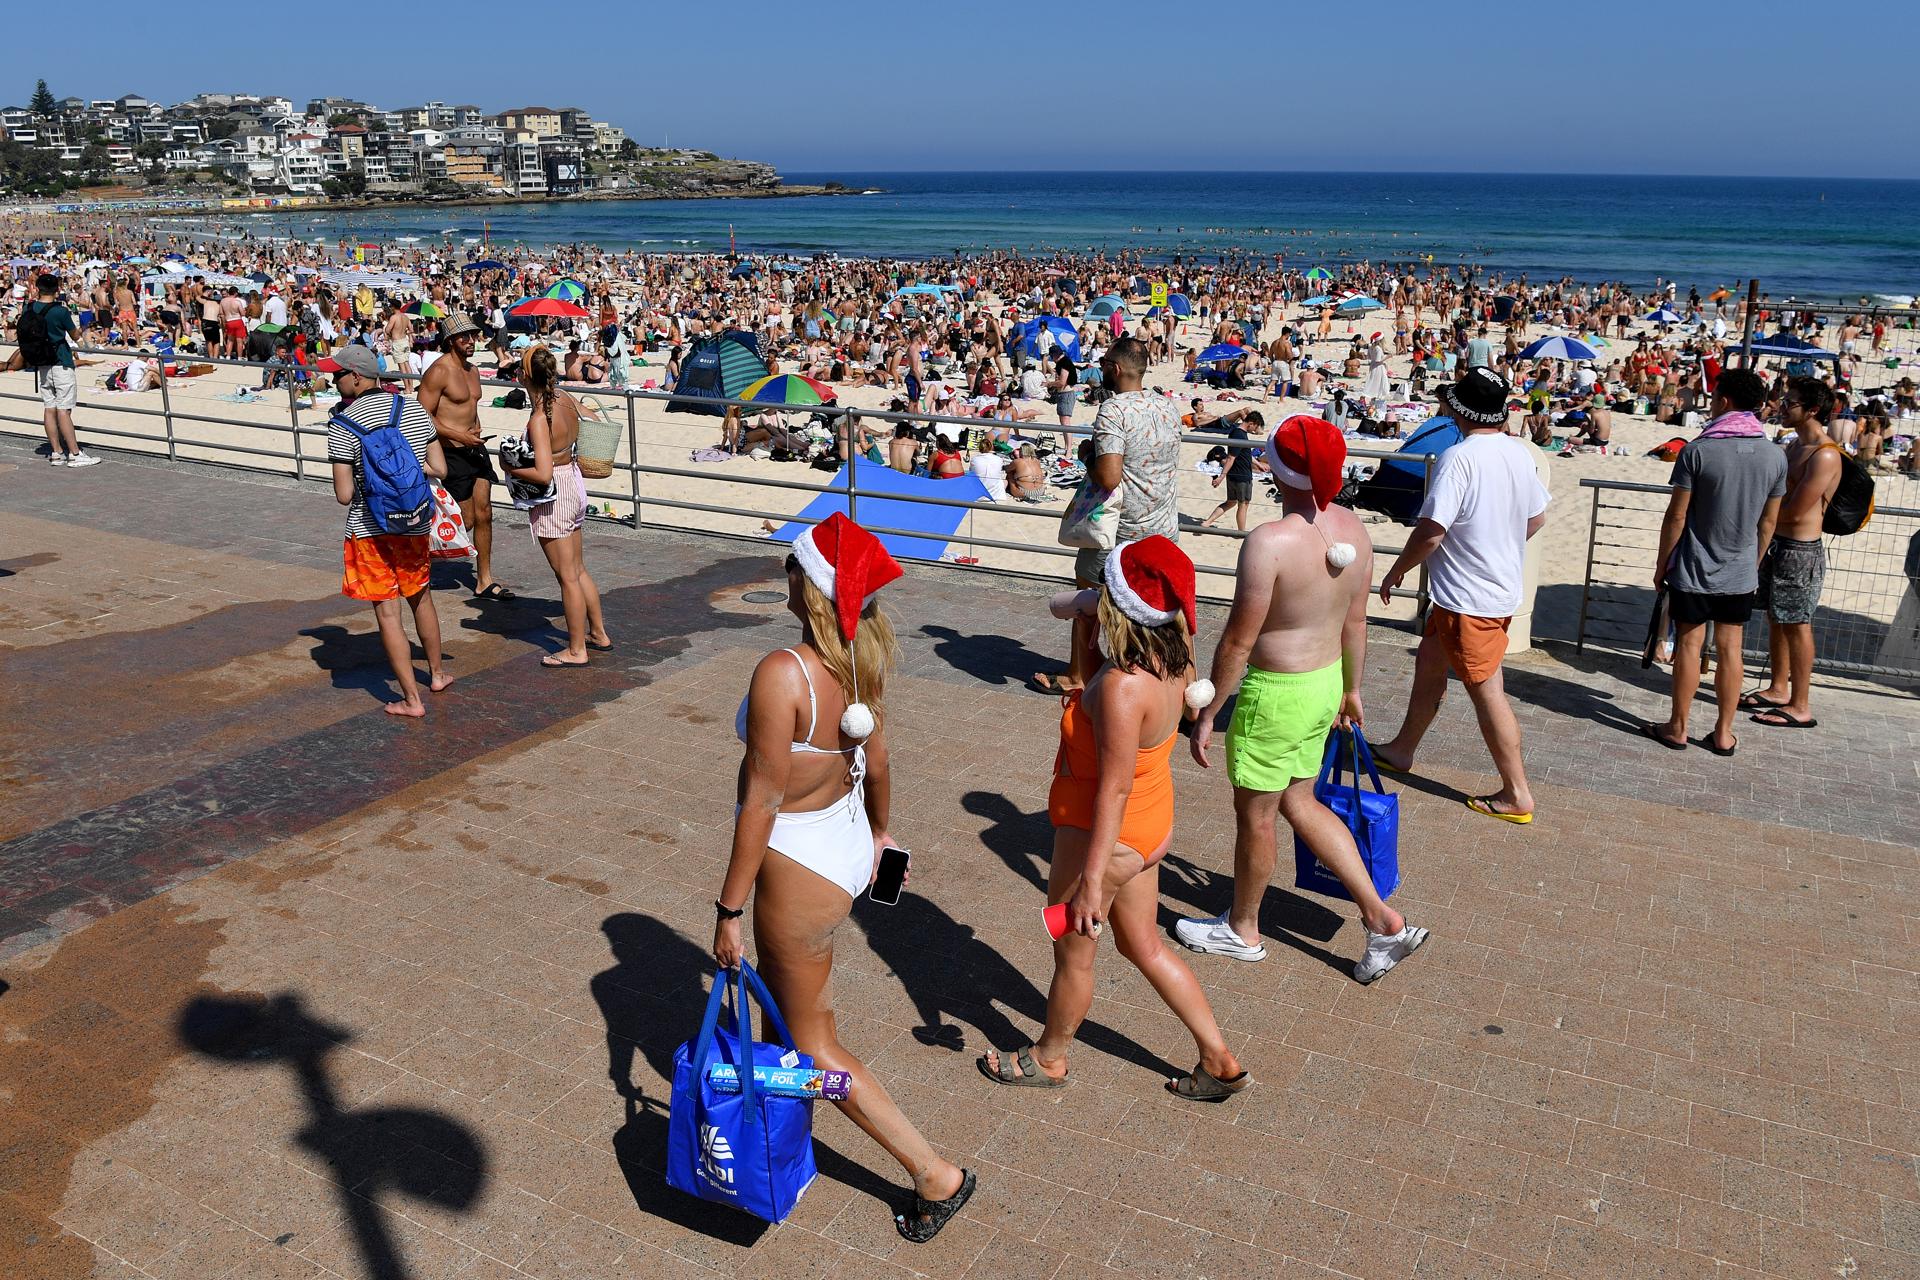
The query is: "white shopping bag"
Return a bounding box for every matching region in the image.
[428,482,475,560]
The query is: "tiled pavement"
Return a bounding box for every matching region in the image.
[0,437,1916,1280]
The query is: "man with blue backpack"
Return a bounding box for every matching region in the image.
[325,344,453,717]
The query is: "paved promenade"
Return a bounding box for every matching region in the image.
[0,438,1915,1280]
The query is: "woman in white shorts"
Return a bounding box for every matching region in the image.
[506,346,610,667]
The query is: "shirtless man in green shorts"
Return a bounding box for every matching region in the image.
[1180,415,1429,984]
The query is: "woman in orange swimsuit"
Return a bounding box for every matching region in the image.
[980,536,1251,1103]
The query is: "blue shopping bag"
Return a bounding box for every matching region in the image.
[666,961,818,1222]
[1292,727,1400,901]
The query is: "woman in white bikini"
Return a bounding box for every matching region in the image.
[711,513,975,1244]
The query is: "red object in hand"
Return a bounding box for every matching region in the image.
[1043,902,1071,940]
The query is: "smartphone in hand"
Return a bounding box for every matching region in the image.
[869,846,909,905]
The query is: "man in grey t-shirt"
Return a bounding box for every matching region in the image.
[1648,369,1785,754]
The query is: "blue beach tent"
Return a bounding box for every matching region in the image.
[1354,415,1465,519]
[1007,316,1083,362]
[769,466,991,563]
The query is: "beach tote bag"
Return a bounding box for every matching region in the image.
[1057,475,1120,550]
[1293,728,1400,901]
[428,482,474,561]
[667,961,818,1223]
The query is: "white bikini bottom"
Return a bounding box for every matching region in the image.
[760,785,873,901]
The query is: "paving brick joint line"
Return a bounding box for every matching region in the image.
[0,436,1915,1280]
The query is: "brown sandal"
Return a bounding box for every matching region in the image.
[1165,1065,1251,1103]
[978,1045,1067,1089]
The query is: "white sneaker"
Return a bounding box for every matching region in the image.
[49,453,67,466]
[66,451,101,468]
[1354,924,1429,984]
[1174,914,1267,962]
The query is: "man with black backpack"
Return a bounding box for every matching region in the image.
[324,344,452,718]
[1741,376,1848,729]
[18,273,100,468]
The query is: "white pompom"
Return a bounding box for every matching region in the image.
[840,702,876,739]
[1325,541,1358,569]
[1184,679,1216,710]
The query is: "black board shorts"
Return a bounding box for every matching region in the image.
[441,443,498,502]
[1668,588,1755,627]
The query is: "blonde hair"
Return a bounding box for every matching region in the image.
[1097,588,1191,681]
[797,574,897,724]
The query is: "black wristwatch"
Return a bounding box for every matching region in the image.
[714,900,745,920]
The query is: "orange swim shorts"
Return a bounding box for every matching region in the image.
[342,534,429,602]
[1425,606,1511,684]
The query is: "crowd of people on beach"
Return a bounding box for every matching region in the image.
[6,216,1918,1240]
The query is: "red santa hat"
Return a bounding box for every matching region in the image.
[791,513,903,641]
[1265,414,1348,511]
[1104,535,1197,634]
[1102,536,1218,709]
[1266,415,1359,568]
[790,513,903,738]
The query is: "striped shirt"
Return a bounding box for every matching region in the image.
[326,390,438,540]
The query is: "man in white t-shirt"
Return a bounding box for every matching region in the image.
[1374,369,1550,823]
[262,288,288,328]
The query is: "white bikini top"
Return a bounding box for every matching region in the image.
[735,649,860,757]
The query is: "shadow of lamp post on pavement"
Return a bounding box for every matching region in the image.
[177,993,487,1280]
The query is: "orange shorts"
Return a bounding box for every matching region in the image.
[342,534,429,602]
[1426,606,1511,684]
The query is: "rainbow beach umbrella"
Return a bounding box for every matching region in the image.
[737,373,836,406]
[1303,267,1333,281]
[401,299,445,319]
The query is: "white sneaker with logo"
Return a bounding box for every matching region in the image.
[49,453,67,466]
[1354,924,1429,984]
[1173,914,1268,962]
[66,451,101,468]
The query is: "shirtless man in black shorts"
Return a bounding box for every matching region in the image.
[421,312,512,600]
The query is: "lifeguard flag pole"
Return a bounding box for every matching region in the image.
[729,224,736,255]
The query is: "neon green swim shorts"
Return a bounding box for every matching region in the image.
[1225,660,1343,791]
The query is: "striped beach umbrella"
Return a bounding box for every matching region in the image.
[1303,267,1333,281]
[401,300,445,319]
[1519,335,1599,362]
[1644,306,1684,324]
[738,373,836,406]
[544,278,587,301]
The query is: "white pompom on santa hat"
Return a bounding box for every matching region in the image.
[1102,535,1215,709]
[790,512,902,738]
[1266,414,1358,568]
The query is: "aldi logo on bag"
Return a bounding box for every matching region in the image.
[699,1124,737,1193]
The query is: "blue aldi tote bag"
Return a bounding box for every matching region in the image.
[1293,727,1401,901]
[667,961,818,1223]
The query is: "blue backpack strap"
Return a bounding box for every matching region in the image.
[387,391,405,429]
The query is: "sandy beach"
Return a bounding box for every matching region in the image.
[5,297,1916,658]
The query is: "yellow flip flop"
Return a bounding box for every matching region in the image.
[1466,795,1533,825]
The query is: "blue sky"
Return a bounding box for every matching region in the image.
[5,0,1916,178]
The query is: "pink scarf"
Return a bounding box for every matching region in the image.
[1698,410,1764,439]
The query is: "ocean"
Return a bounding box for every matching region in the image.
[223,171,1920,298]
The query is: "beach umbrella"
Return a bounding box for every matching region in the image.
[737,373,836,406]
[1519,335,1599,361]
[1336,295,1385,312]
[1644,306,1684,324]
[1303,267,1333,281]
[120,255,149,265]
[1197,343,1250,364]
[770,261,806,273]
[463,259,508,271]
[248,271,272,284]
[1745,332,1839,363]
[729,261,758,279]
[544,278,587,301]
[891,284,945,299]
[402,300,445,319]
[1299,294,1333,307]
[510,297,591,318]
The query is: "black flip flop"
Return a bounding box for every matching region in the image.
[473,583,517,602]
[1694,735,1738,757]
[1639,722,1688,751]
[895,1169,975,1244]
[1750,708,1818,729]
[1737,691,1788,711]
[586,640,614,652]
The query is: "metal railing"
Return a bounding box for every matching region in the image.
[1574,477,1920,682]
[0,339,1438,614]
